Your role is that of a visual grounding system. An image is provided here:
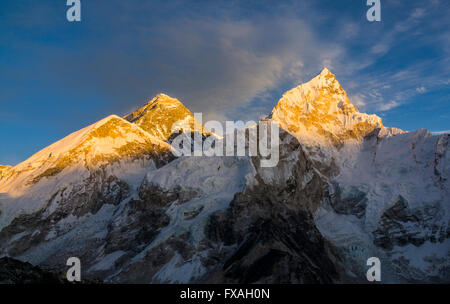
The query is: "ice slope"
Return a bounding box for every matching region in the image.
[111,154,255,283]
[144,155,253,244]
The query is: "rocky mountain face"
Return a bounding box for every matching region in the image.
[270,68,383,147]
[314,128,449,282]
[0,69,448,283]
[0,257,67,284]
[0,165,11,179]
[0,257,101,284]
[124,93,205,140]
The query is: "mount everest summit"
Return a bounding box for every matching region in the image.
[0,69,448,283]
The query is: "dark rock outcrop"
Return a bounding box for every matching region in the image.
[0,257,65,284]
[331,186,367,219]
[373,196,447,250]
[201,132,344,283]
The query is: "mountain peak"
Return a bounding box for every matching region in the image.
[93,114,122,127]
[270,69,383,146]
[124,94,203,140]
[155,93,176,100]
[149,93,183,106]
[308,67,337,85]
[319,67,332,76]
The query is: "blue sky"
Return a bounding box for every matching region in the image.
[0,0,449,165]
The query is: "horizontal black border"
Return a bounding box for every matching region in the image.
[1,284,447,303]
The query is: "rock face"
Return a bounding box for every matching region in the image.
[373,196,447,250]
[330,186,368,219]
[124,93,205,141]
[0,70,448,284]
[202,131,343,283]
[0,166,11,180]
[0,257,66,284]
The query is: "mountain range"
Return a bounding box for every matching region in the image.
[0,69,448,283]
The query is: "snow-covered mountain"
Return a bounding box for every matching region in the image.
[271,68,383,146]
[0,115,173,232]
[270,69,449,282]
[315,127,450,282]
[0,115,172,193]
[0,69,448,283]
[124,93,205,140]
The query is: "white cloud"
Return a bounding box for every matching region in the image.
[378,100,401,111]
[348,94,367,111]
[411,8,426,19]
[416,86,427,93]
[432,130,450,135]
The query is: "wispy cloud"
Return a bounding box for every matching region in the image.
[378,100,401,112]
[432,130,450,135]
[416,86,427,93]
